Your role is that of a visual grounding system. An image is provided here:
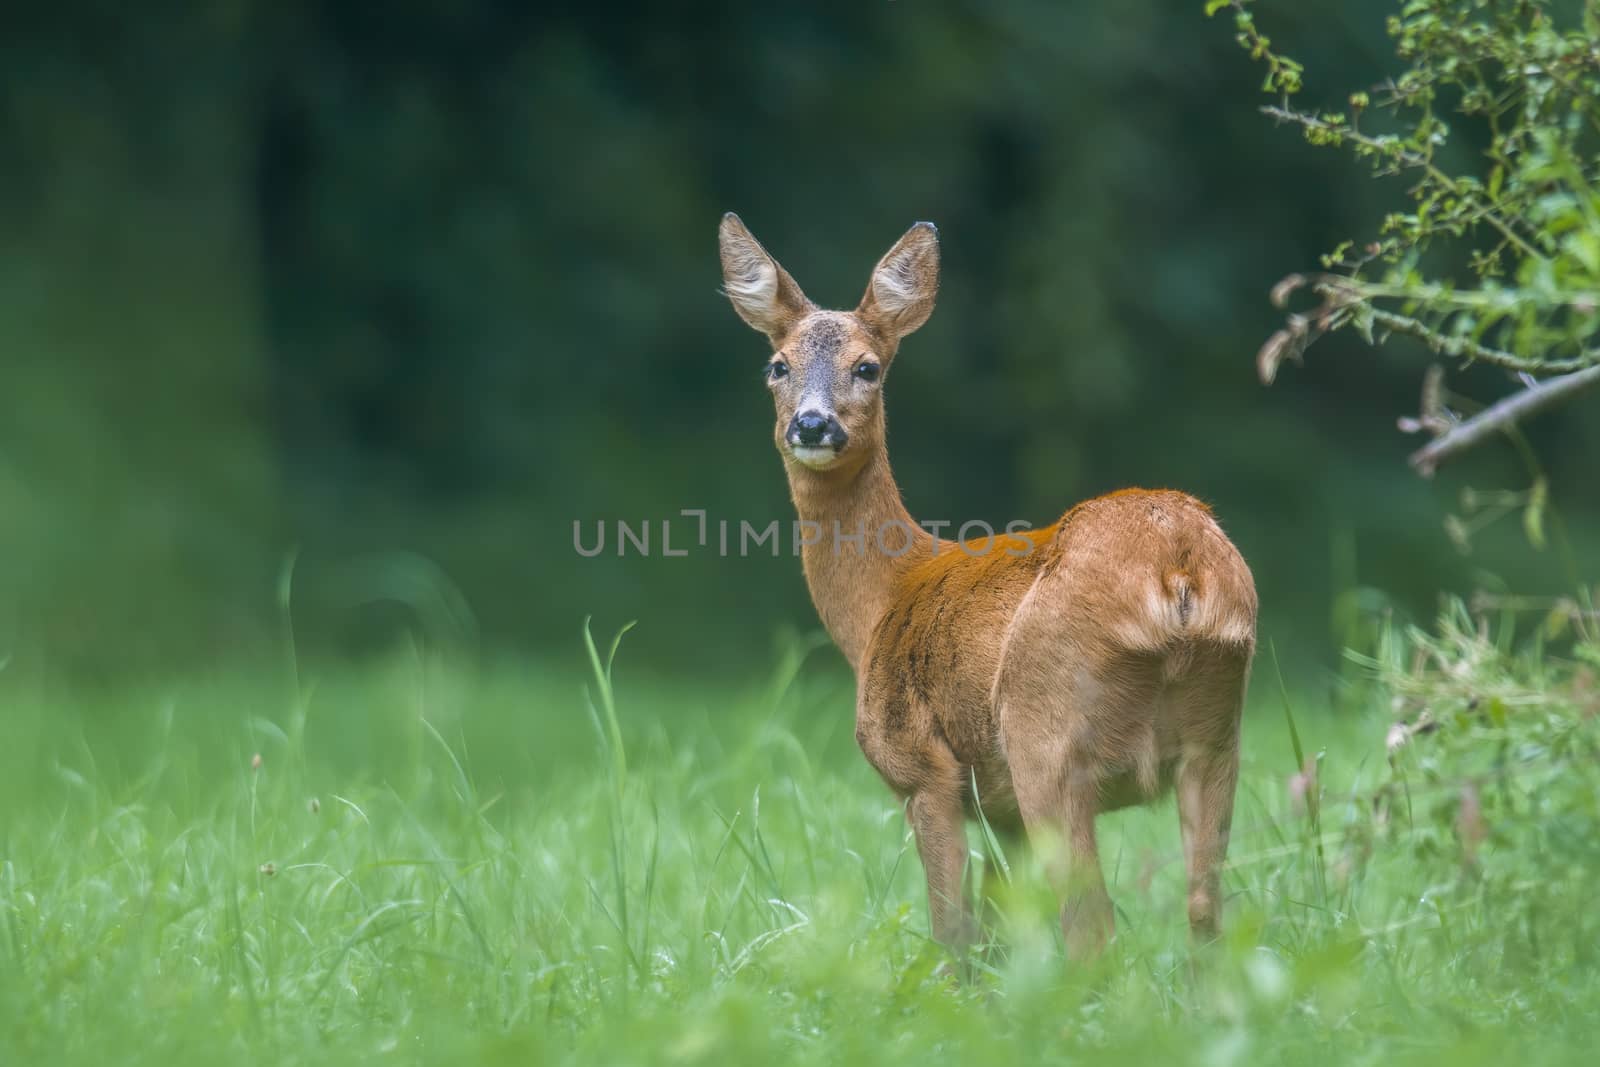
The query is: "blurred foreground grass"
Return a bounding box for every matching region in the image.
[0,631,1595,1065]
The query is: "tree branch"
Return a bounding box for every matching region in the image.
[1409,363,1600,476]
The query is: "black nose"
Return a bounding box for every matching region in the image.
[788,410,847,449]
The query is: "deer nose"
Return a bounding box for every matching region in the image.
[788,410,847,449]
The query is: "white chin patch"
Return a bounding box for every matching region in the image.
[789,446,839,469]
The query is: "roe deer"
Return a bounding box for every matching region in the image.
[718,214,1257,960]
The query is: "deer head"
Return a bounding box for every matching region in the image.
[719,213,939,475]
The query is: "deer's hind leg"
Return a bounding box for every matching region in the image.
[1169,647,1250,941]
[1008,741,1113,959]
[997,633,1168,960]
[998,668,1153,960]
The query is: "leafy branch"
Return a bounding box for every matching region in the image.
[1212,0,1600,502]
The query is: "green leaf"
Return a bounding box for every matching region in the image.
[1543,607,1571,642]
[1523,477,1548,551]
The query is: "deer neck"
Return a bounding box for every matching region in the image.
[784,446,933,673]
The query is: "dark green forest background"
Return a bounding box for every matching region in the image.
[2,1,1595,676]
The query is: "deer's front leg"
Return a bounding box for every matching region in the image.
[856,679,976,958]
[908,779,976,956]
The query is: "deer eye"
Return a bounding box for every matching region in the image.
[853,360,880,383]
[767,358,789,381]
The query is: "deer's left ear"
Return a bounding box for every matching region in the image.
[857,222,939,340]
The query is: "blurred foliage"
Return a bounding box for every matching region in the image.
[1,1,1596,674]
[1351,594,1600,971]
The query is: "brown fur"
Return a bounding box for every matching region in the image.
[719,214,1258,960]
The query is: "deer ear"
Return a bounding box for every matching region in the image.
[858,222,939,340]
[719,213,811,341]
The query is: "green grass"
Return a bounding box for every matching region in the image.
[0,633,1595,1065]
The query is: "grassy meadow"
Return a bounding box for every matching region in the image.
[1,620,1597,1066]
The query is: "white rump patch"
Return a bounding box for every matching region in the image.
[1112,582,1177,651]
[1115,579,1254,652]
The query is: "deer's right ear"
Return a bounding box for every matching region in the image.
[719,213,810,341]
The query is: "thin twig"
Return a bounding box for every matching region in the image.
[1362,305,1593,375]
[1409,363,1600,476]
[1356,303,1593,375]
